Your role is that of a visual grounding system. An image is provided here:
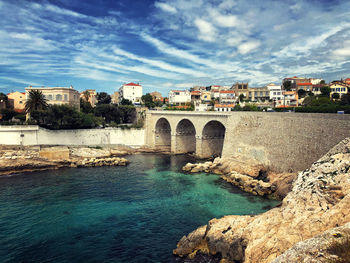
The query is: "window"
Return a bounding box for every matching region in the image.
[64,94,68,101]
[56,94,62,101]
[19,101,22,104]
[48,95,52,100]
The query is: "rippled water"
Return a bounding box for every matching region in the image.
[0,154,278,263]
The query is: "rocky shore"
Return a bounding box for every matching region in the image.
[174,138,350,263]
[182,157,296,199]
[0,145,135,176]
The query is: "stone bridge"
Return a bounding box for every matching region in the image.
[145,111,350,172]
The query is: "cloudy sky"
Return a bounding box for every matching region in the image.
[0,0,350,95]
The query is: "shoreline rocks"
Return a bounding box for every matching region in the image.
[174,138,350,263]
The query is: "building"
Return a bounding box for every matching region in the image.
[214,103,235,112]
[267,83,282,102]
[248,87,269,101]
[276,91,298,108]
[282,76,310,90]
[80,89,97,107]
[309,78,324,85]
[219,90,235,104]
[25,86,80,110]
[201,91,211,103]
[210,89,220,100]
[119,82,143,105]
[190,91,201,103]
[7,91,26,112]
[111,91,120,104]
[233,82,249,99]
[150,91,162,102]
[296,82,313,92]
[344,78,350,85]
[194,102,210,112]
[330,83,349,98]
[168,90,191,105]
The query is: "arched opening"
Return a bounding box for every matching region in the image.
[202,121,226,158]
[155,118,171,151]
[175,119,196,154]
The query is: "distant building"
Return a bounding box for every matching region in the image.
[119,82,143,105]
[201,91,211,103]
[248,87,269,101]
[344,78,350,85]
[219,90,235,104]
[168,90,191,105]
[80,89,97,107]
[296,82,313,92]
[233,82,249,99]
[276,91,298,108]
[111,91,120,104]
[150,91,162,102]
[190,90,201,102]
[267,83,282,102]
[7,91,26,112]
[282,76,310,90]
[330,83,348,98]
[214,103,235,112]
[309,78,324,85]
[25,86,80,110]
[194,102,210,112]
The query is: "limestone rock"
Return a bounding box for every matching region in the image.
[174,138,350,263]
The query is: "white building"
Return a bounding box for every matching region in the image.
[267,83,282,101]
[168,90,191,105]
[219,90,235,104]
[119,82,143,105]
[309,78,324,85]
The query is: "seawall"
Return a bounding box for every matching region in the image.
[0,126,145,146]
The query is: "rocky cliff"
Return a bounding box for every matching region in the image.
[174,138,350,263]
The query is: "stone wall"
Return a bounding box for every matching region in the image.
[146,111,350,172]
[0,126,145,146]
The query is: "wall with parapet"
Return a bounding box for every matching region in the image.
[223,112,350,172]
[146,111,350,172]
[0,126,145,146]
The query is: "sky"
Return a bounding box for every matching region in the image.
[0,0,350,96]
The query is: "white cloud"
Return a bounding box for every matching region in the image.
[208,9,238,28]
[238,40,261,54]
[194,18,216,42]
[175,82,194,88]
[0,76,43,86]
[155,2,177,13]
[218,0,236,10]
[332,41,350,57]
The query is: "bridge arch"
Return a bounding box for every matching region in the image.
[175,119,196,154]
[154,117,171,151]
[201,120,226,158]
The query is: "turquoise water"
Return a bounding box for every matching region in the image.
[0,154,278,263]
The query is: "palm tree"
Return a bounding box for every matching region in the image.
[25,90,48,114]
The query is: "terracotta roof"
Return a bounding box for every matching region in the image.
[215,104,235,108]
[191,91,200,94]
[297,82,312,86]
[211,89,219,92]
[124,82,141,86]
[220,90,235,94]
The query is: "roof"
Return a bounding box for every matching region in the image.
[171,90,187,93]
[220,90,235,94]
[297,82,312,86]
[124,82,141,86]
[284,91,296,95]
[191,91,200,94]
[215,104,235,108]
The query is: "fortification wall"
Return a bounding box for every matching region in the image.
[0,126,145,146]
[223,112,350,172]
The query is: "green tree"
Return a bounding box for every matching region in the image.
[141,93,155,109]
[331,93,340,100]
[340,92,350,105]
[320,80,326,84]
[119,105,136,123]
[283,80,292,91]
[80,98,93,114]
[0,108,17,121]
[96,92,111,105]
[120,98,133,106]
[94,104,121,124]
[239,94,245,102]
[25,90,48,113]
[320,86,331,97]
[297,89,307,98]
[82,90,90,102]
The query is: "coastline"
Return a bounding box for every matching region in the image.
[174,138,350,262]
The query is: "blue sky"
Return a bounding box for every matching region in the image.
[0,0,350,96]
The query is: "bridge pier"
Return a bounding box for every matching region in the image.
[171,132,177,154]
[195,135,203,158]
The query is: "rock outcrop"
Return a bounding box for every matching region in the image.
[174,138,350,263]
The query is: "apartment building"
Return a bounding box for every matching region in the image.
[219,90,235,104]
[25,86,80,110]
[119,82,143,105]
[168,90,191,105]
[7,91,26,112]
[267,83,282,101]
[80,89,97,107]
[248,87,269,101]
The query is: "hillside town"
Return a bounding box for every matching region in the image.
[0,76,350,127]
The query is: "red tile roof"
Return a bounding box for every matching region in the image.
[215,104,235,108]
[220,90,235,94]
[124,82,141,86]
[297,82,312,86]
[191,91,200,94]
